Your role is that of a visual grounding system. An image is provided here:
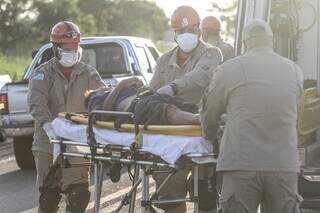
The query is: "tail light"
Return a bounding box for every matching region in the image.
[0,94,8,115]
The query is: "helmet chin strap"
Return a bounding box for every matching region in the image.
[52,44,61,60]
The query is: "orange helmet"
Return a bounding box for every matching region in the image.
[50,21,81,44]
[170,6,200,30]
[201,16,221,31]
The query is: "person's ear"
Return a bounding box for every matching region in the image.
[174,32,178,43]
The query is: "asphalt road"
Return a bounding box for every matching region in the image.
[0,139,195,213]
[1,139,316,213]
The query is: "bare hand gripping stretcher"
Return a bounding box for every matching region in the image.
[51,111,216,213]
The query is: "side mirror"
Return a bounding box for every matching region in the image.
[32,49,39,59]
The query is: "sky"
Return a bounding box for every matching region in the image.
[155,0,235,18]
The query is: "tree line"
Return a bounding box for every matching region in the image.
[0,0,168,55]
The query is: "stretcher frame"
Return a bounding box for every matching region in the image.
[51,110,217,213]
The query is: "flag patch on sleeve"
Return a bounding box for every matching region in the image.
[34,73,44,80]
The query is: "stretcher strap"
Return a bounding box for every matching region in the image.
[58,112,202,137]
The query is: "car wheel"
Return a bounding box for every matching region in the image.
[13,137,35,169]
[0,128,6,143]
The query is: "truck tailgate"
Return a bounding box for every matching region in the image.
[1,82,33,128]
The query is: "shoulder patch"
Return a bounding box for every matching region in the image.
[34,73,44,80]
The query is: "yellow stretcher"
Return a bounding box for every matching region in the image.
[59,87,320,143]
[58,112,202,137]
[54,110,213,213]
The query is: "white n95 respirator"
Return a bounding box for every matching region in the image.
[176,33,199,53]
[57,47,82,68]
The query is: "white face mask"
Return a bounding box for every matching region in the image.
[58,47,82,68]
[176,33,199,53]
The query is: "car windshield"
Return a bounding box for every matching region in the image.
[81,43,129,77]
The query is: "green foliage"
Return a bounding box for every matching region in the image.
[79,0,168,40]
[0,0,168,81]
[0,54,30,81]
[0,0,168,56]
[110,1,168,40]
[0,0,36,54]
[209,1,238,41]
[32,0,96,44]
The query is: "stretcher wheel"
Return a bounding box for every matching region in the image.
[109,163,121,183]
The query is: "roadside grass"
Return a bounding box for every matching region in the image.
[0,54,30,81]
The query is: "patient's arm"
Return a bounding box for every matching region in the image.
[166,105,200,125]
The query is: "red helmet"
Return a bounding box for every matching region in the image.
[170,6,200,30]
[50,21,80,44]
[201,16,221,31]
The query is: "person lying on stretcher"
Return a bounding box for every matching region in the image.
[84,77,200,125]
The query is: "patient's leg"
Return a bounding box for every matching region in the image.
[166,105,200,125]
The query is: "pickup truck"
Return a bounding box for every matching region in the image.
[0,36,161,169]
